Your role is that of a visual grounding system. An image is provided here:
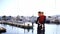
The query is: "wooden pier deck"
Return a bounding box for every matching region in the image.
[0,21,33,29]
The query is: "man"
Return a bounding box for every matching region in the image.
[36,11,46,34]
[36,11,46,30]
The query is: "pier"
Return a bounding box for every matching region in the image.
[0,21,33,29]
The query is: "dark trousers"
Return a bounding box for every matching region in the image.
[37,24,45,34]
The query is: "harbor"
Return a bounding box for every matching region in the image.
[0,0,60,34]
[0,23,60,34]
[0,23,37,34]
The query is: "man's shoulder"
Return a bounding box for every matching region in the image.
[37,17,40,20]
[44,15,46,17]
[37,17,40,18]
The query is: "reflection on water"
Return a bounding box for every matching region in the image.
[1,23,60,34]
[0,23,37,34]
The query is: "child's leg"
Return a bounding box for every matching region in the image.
[41,24,43,30]
[42,24,43,27]
[39,23,41,26]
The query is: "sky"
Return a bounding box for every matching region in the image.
[0,0,60,16]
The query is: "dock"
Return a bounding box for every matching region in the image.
[0,21,33,29]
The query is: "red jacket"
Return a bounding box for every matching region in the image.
[38,15,46,24]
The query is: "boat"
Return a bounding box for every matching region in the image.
[0,27,6,33]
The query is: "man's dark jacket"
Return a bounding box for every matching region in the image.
[36,16,46,26]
